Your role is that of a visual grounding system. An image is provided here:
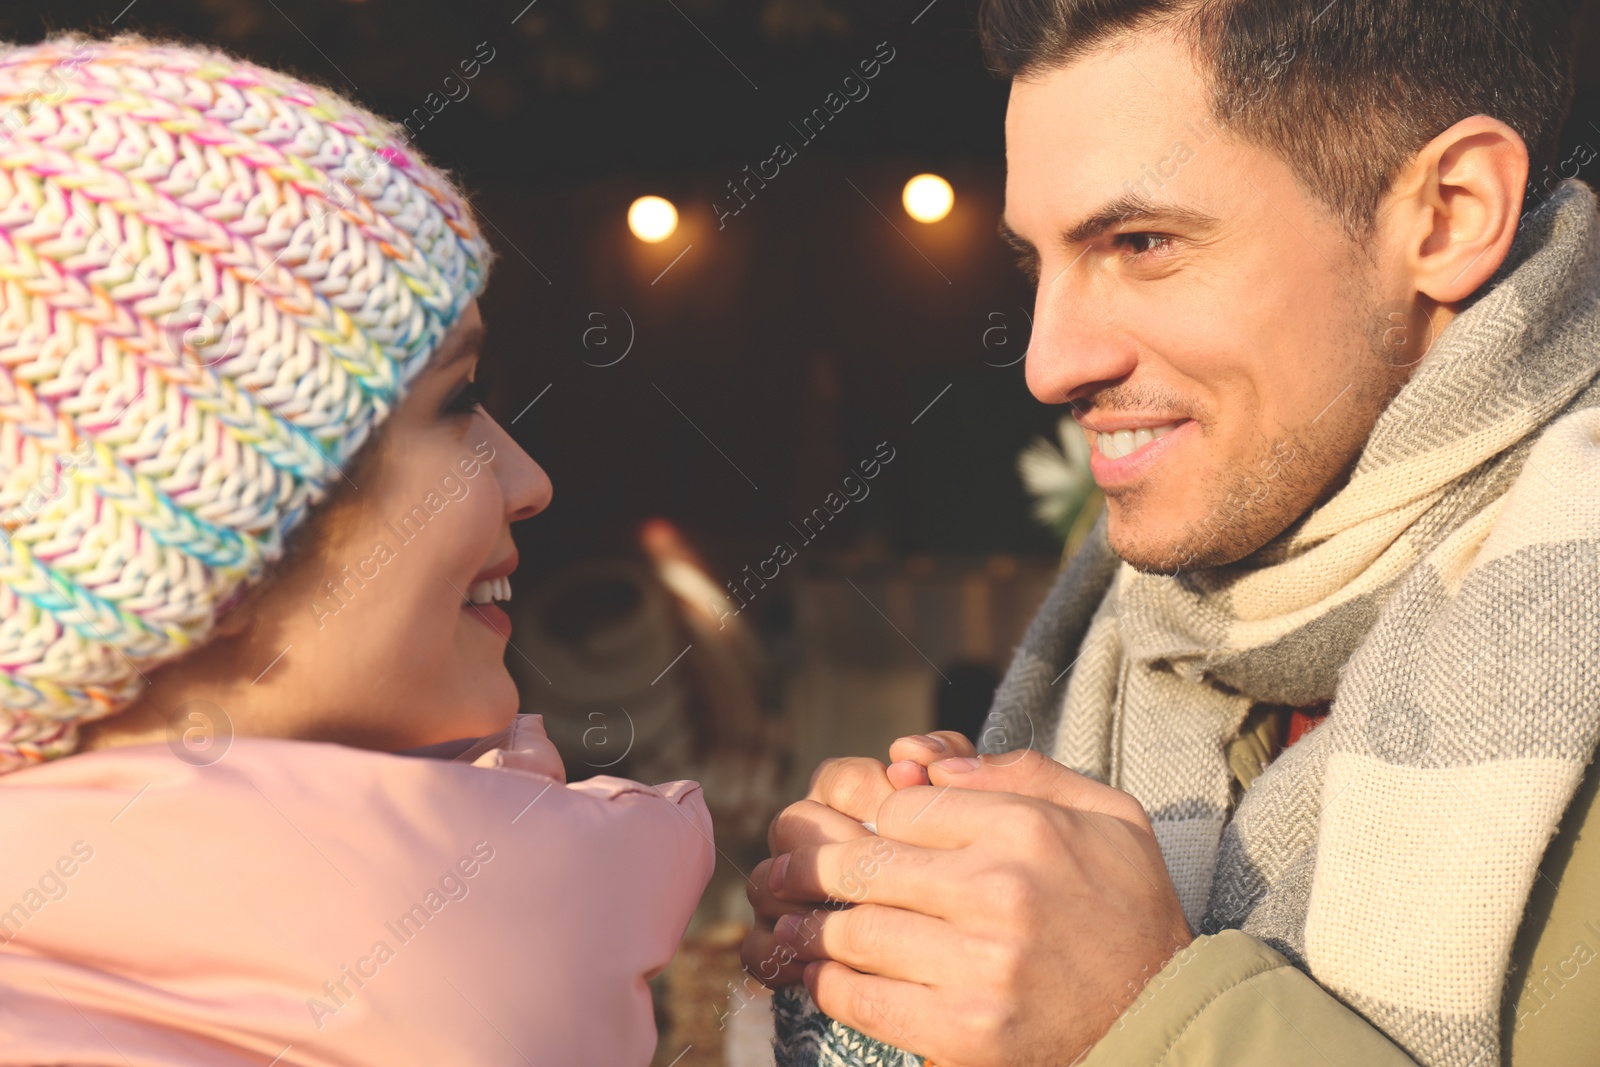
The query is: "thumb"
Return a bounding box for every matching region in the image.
[886,731,978,767]
[927,748,1150,826]
[884,731,979,790]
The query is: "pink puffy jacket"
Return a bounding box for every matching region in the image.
[0,715,714,1066]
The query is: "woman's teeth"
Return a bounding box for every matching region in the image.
[465,576,511,606]
[1096,423,1179,461]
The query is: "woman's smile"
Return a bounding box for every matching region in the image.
[462,548,519,638]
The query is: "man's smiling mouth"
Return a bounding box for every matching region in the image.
[1074,414,1196,490]
[1088,421,1183,460]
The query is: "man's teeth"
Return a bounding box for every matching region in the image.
[465,576,511,605]
[1096,423,1179,461]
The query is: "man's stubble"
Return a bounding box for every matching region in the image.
[1109,270,1413,574]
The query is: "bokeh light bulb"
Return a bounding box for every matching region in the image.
[628,196,679,242]
[902,174,954,224]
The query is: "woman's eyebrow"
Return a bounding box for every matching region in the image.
[431,321,486,370]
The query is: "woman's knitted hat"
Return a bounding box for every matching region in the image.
[0,35,493,771]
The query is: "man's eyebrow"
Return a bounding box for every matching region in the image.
[1065,195,1220,244]
[997,216,1033,253]
[430,321,485,370]
[1000,196,1221,251]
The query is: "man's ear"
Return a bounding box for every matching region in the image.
[1388,115,1529,308]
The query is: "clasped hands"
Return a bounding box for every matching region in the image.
[742,732,1194,1067]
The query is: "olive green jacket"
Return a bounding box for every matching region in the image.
[1082,754,1600,1066]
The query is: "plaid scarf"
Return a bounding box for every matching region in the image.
[774,178,1600,1067]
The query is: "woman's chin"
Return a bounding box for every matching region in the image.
[449,687,522,740]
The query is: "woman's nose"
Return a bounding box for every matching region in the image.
[488,418,552,522]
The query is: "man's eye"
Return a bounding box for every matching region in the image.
[1014,252,1041,285]
[445,373,494,416]
[1117,233,1173,257]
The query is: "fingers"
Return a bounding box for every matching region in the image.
[754,799,876,934]
[771,834,966,917]
[774,903,950,984]
[885,733,978,791]
[885,760,930,790]
[924,748,1151,826]
[768,798,873,858]
[747,856,823,923]
[741,914,811,989]
[806,756,896,823]
[757,801,872,916]
[874,783,1066,850]
[886,731,978,767]
[804,961,939,1061]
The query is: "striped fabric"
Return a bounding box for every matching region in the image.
[0,36,492,771]
[775,179,1600,1067]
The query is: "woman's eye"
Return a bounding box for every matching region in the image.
[1117,232,1173,257]
[445,373,494,416]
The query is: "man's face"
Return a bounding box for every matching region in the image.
[1004,32,1413,572]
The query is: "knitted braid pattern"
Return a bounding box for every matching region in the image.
[0,35,492,771]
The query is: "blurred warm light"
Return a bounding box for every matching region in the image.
[902,173,954,224]
[628,196,679,242]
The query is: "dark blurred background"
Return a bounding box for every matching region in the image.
[10,0,1067,559]
[8,2,1596,1059]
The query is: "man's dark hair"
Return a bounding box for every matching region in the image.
[978,0,1586,234]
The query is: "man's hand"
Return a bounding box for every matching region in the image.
[743,734,977,985]
[764,749,1194,1067]
[742,755,897,987]
[884,730,978,789]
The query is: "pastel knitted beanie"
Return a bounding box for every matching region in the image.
[0,35,493,771]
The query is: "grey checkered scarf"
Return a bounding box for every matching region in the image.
[774,179,1600,1067]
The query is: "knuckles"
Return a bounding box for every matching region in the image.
[971,999,1022,1046]
[1006,798,1068,852]
[1007,747,1054,777]
[839,975,884,1033]
[835,904,881,961]
[974,863,1044,928]
[961,931,1032,999]
[1122,793,1157,832]
[740,927,804,990]
[941,987,1022,1056]
[821,968,911,1043]
[767,800,821,855]
[809,756,892,818]
[807,756,847,795]
[935,940,1052,1065]
[746,858,777,912]
[876,784,953,832]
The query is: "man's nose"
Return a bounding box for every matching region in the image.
[1024,274,1137,407]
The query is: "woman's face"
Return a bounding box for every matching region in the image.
[269,300,552,748]
[98,300,553,753]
